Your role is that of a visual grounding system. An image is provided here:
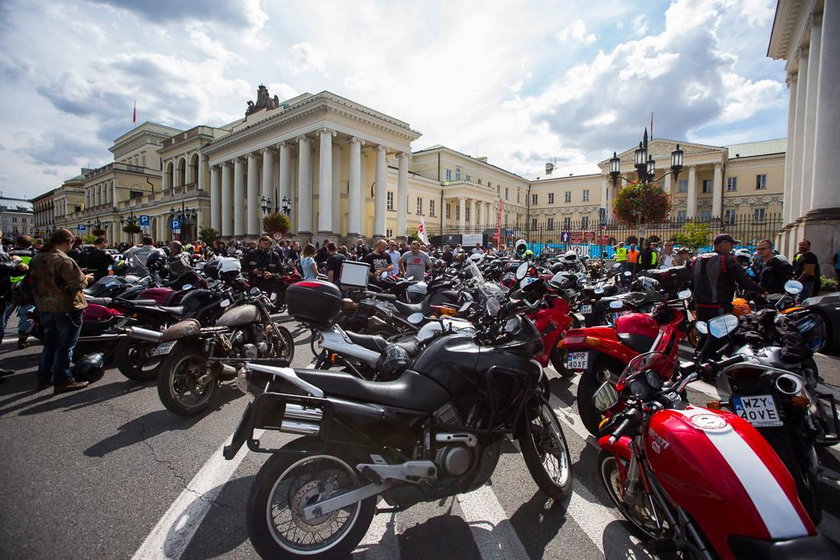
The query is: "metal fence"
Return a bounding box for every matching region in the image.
[428,213,784,257]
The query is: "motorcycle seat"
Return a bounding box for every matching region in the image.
[393,300,423,316]
[295,368,450,412]
[617,333,657,354]
[346,331,389,352]
[86,296,113,306]
[159,306,185,315]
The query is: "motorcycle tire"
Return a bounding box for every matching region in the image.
[272,323,295,363]
[577,358,622,436]
[549,346,575,378]
[246,437,375,560]
[115,337,163,382]
[156,347,218,416]
[519,401,573,500]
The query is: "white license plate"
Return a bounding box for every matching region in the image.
[731,394,783,427]
[567,351,589,370]
[580,304,593,314]
[152,341,177,356]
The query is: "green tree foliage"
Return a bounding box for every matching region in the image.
[82,233,97,244]
[198,226,221,244]
[673,222,712,253]
[612,182,671,226]
[262,212,290,235]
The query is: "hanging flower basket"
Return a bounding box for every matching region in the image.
[122,223,142,234]
[612,182,672,226]
[92,228,106,237]
[263,212,290,235]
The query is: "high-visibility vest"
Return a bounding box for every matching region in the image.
[651,251,658,266]
[627,249,640,264]
[614,247,627,262]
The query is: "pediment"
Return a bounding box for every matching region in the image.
[600,138,727,168]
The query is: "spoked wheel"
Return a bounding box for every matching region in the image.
[520,401,573,500]
[271,323,295,362]
[309,330,323,357]
[599,451,672,539]
[116,337,164,381]
[157,347,218,416]
[247,440,375,559]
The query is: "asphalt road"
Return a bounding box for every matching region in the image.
[1,321,839,560]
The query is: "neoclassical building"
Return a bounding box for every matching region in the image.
[770,0,839,267]
[35,86,786,248]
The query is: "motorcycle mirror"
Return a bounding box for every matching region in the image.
[677,289,692,300]
[624,271,632,277]
[515,262,529,280]
[182,283,193,290]
[594,286,605,295]
[784,279,803,295]
[609,300,624,310]
[708,314,738,338]
[486,298,501,317]
[695,321,708,335]
[459,301,472,313]
[593,381,619,412]
[407,312,425,325]
[249,287,261,296]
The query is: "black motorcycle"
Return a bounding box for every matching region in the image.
[224,281,572,559]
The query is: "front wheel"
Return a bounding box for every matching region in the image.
[156,346,218,416]
[247,439,375,559]
[519,401,573,500]
[577,357,622,436]
[550,346,575,378]
[271,323,295,362]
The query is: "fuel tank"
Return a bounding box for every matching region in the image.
[216,304,260,327]
[137,287,176,306]
[645,406,813,555]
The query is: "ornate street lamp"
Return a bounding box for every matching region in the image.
[260,195,277,215]
[169,201,198,242]
[609,128,683,187]
[280,195,292,216]
[120,210,139,244]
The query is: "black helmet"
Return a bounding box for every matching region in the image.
[376,344,412,380]
[72,353,105,383]
[549,271,577,290]
[146,250,167,275]
[630,276,661,294]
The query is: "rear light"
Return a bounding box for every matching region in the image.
[561,335,587,345]
[585,336,602,347]
[791,395,811,408]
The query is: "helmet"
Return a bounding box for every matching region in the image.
[146,249,167,275]
[72,353,105,383]
[204,257,242,281]
[732,297,752,317]
[562,250,578,262]
[468,252,484,264]
[630,277,661,294]
[500,272,517,292]
[524,250,534,258]
[549,271,577,290]
[376,344,412,380]
[734,249,752,267]
[514,239,528,256]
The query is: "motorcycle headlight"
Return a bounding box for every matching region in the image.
[801,296,823,306]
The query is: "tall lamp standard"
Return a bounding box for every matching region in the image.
[260,196,278,216]
[280,195,292,216]
[120,210,139,245]
[169,201,198,243]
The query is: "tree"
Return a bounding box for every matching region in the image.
[262,212,290,235]
[198,226,221,244]
[82,233,97,244]
[612,182,672,226]
[673,221,712,253]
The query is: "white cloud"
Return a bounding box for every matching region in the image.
[556,19,597,45]
[631,14,649,36]
[283,42,329,74]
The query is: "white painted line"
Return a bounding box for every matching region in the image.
[568,478,648,557]
[131,428,265,560]
[354,509,400,560]
[457,483,530,560]
[549,393,595,444]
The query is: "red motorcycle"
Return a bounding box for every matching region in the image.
[591,352,834,559]
[559,292,690,435]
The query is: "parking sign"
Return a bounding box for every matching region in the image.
[170,219,180,230]
[139,215,150,227]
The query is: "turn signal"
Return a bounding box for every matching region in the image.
[791,395,811,408]
[329,353,337,365]
[706,401,722,410]
[599,417,610,429]
[585,337,601,347]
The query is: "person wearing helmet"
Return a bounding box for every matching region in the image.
[123,235,164,276]
[524,249,534,260]
[562,250,585,273]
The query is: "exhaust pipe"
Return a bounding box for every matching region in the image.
[126,327,164,343]
[775,373,804,396]
[284,403,324,422]
[280,420,320,435]
[210,362,238,378]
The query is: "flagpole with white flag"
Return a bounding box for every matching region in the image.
[418,217,429,245]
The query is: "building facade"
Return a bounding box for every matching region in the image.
[0,196,34,240]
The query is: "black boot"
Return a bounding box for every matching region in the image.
[17,334,29,350]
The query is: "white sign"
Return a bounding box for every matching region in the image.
[462,233,483,247]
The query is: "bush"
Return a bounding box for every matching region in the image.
[673,222,712,253]
[821,276,838,293]
[198,226,220,244]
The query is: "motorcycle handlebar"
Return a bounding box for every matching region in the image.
[609,417,632,444]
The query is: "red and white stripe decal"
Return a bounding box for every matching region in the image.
[675,408,808,539]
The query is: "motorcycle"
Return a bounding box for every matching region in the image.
[153,287,295,416]
[590,349,834,559]
[223,286,572,559]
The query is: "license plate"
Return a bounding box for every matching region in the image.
[580,304,593,314]
[731,394,783,427]
[567,351,589,370]
[151,341,176,356]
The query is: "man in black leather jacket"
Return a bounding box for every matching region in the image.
[244,236,283,293]
[690,234,763,322]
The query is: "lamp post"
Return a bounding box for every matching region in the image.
[87,217,103,233]
[169,200,198,243]
[280,195,292,216]
[120,210,138,244]
[260,195,277,216]
[609,129,684,188]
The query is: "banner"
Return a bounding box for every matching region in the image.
[417,217,430,245]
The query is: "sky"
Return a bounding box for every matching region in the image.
[0,0,786,200]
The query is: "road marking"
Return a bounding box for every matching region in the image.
[457,483,530,560]
[131,428,264,560]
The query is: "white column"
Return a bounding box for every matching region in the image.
[397,153,409,237]
[234,157,246,237]
[600,176,609,209]
[459,197,466,232]
[278,142,291,205]
[686,165,697,219]
[297,135,312,234]
[348,137,364,235]
[485,202,492,227]
[800,18,821,217]
[221,163,232,236]
[790,47,809,222]
[470,199,477,229]
[110,181,116,206]
[712,162,723,218]
[210,165,221,232]
[318,128,335,234]
[331,144,342,234]
[197,155,205,191]
[783,72,799,226]
[247,153,260,236]
[812,1,840,211]
[374,145,387,237]
[261,148,273,208]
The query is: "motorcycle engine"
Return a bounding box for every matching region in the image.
[257,341,269,356]
[435,445,473,476]
[242,343,258,359]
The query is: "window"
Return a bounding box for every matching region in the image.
[547,218,554,230]
[548,193,555,204]
[724,209,736,224]
[465,175,471,182]
[531,218,538,230]
[130,190,143,199]
[445,169,452,181]
[532,193,538,205]
[699,210,711,221]
[478,179,482,185]
[726,177,738,191]
[702,179,712,194]
[416,197,423,215]
[678,180,688,193]
[455,168,461,180]
[429,200,435,217]
[517,189,521,203]
[582,189,590,202]
[562,217,571,230]
[465,207,470,222]
[581,216,589,229]
[75,206,82,212]
[386,191,394,211]
[505,187,509,200]
[754,208,766,222]
[676,210,687,222]
[564,191,571,203]
[446,203,451,219]
[755,174,767,190]
[455,205,460,220]
[386,228,393,238]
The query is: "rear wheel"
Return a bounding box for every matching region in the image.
[550,346,575,378]
[157,346,217,416]
[577,357,622,436]
[520,401,573,500]
[116,337,164,381]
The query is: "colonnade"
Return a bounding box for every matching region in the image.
[208,130,411,239]
[85,179,115,209]
[446,197,499,232]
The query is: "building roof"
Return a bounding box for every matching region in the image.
[0,197,33,213]
[727,138,786,158]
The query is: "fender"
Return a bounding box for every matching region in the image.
[559,335,638,369]
[597,434,632,461]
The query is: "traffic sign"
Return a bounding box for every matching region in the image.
[139,215,150,227]
[170,219,180,230]
[78,224,86,231]
[504,229,514,236]
[561,232,570,243]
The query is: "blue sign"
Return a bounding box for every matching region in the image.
[78,224,86,231]
[561,232,570,243]
[139,215,150,226]
[170,219,180,230]
[504,229,514,236]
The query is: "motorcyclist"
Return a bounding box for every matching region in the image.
[754,239,793,296]
[167,240,192,279]
[244,236,283,293]
[123,236,165,276]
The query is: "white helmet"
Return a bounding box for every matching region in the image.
[562,250,578,262]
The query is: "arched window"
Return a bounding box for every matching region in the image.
[190,153,199,187]
[178,158,187,187]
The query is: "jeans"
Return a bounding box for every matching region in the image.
[2,303,34,334]
[37,310,83,385]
